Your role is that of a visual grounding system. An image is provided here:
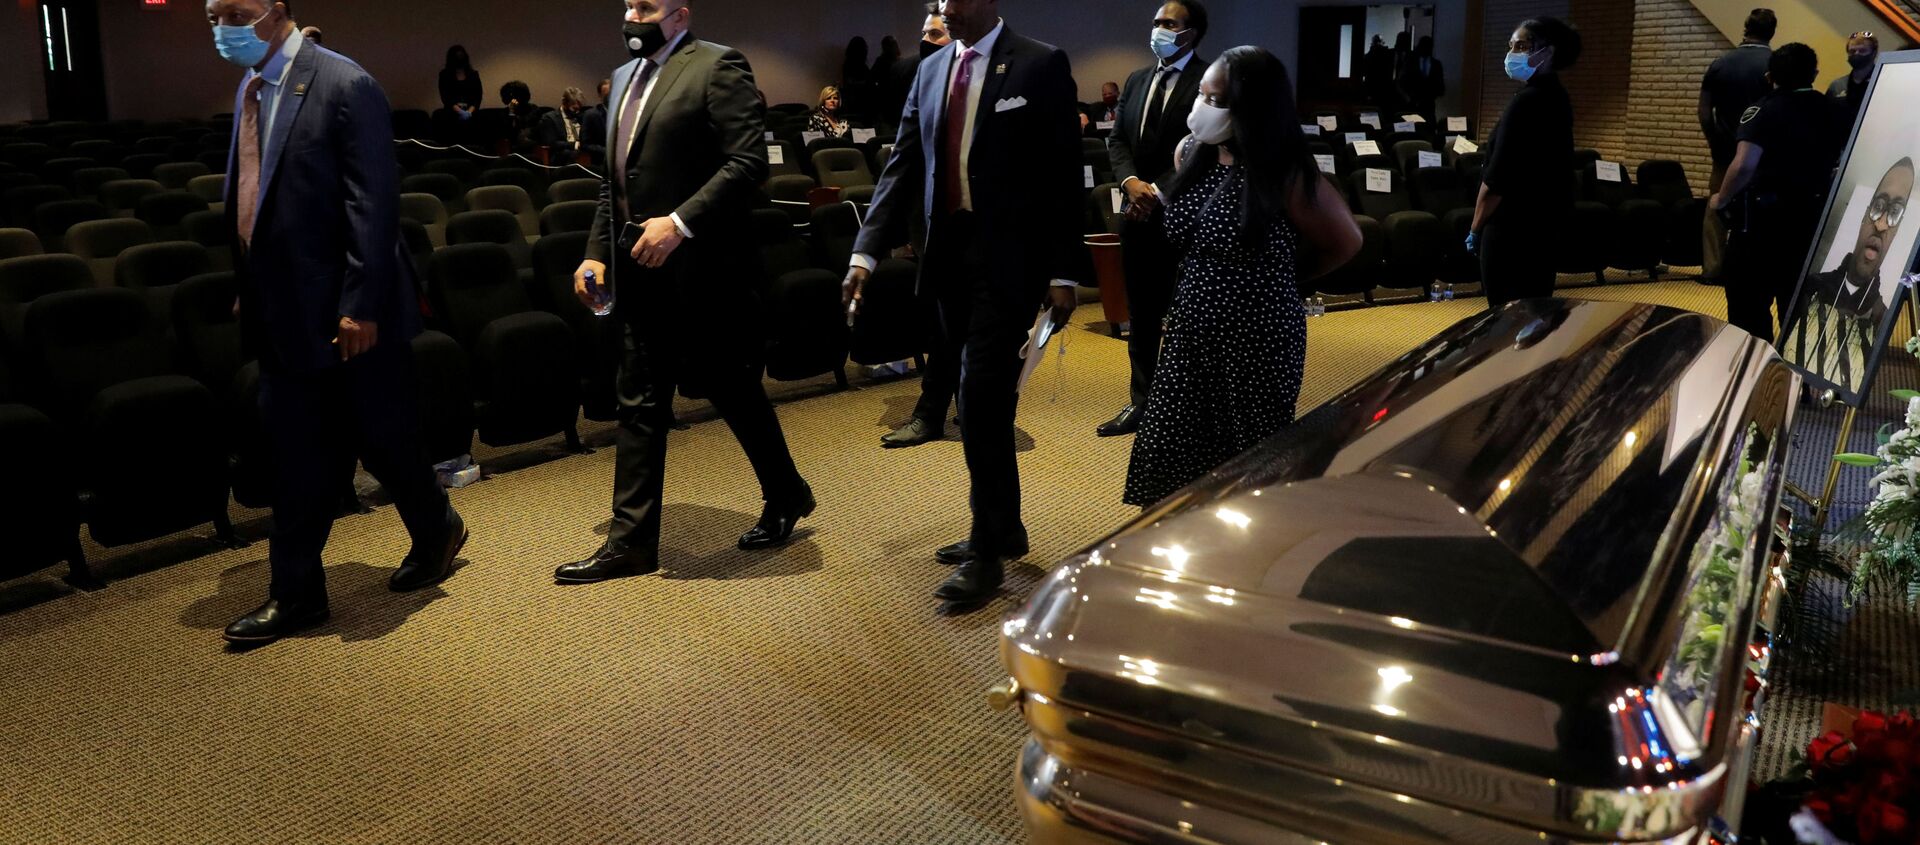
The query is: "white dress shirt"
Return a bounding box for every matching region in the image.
[852,20,1072,286]
[249,27,305,166]
[617,29,695,238]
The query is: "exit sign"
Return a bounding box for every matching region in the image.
[142,0,168,8]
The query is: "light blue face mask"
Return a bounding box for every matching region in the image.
[1504,48,1540,82]
[1150,27,1187,60]
[214,9,274,68]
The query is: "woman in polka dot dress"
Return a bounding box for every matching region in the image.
[1124,47,1364,507]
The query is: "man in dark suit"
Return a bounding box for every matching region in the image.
[208,0,465,645]
[536,86,603,163]
[556,0,813,584]
[1099,0,1207,438]
[844,0,1084,604]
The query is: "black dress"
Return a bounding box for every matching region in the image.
[1124,162,1306,507]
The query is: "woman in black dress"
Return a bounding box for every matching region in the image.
[438,45,482,120]
[1124,47,1362,507]
[1470,17,1580,308]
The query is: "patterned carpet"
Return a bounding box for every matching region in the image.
[0,277,1897,844]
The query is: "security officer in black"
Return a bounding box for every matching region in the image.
[1709,42,1845,343]
[1698,8,1775,282]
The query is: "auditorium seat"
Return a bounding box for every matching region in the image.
[847,257,926,368]
[1407,166,1467,215]
[0,172,37,196]
[477,167,546,207]
[170,271,246,398]
[5,184,70,227]
[0,142,54,169]
[393,109,433,141]
[1086,182,1123,235]
[531,230,618,422]
[1344,168,1416,220]
[841,184,875,212]
[808,202,861,272]
[41,157,95,188]
[98,178,163,217]
[65,138,121,163]
[65,218,155,285]
[71,166,129,198]
[402,172,467,214]
[186,173,225,209]
[21,287,233,548]
[134,191,210,241]
[1664,198,1707,268]
[1556,201,1613,285]
[765,174,817,228]
[445,209,533,275]
[1083,148,1114,187]
[0,254,92,355]
[465,185,539,239]
[412,330,478,466]
[1311,213,1385,301]
[195,150,230,175]
[1610,198,1668,278]
[871,144,894,177]
[400,192,449,247]
[539,200,597,236]
[812,148,874,190]
[152,161,211,190]
[1391,139,1434,176]
[0,399,91,587]
[427,243,582,450]
[423,158,482,186]
[132,136,173,156]
[117,153,168,180]
[1572,148,1601,172]
[180,209,234,272]
[399,218,434,282]
[766,139,804,178]
[1379,212,1445,301]
[0,227,40,259]
[1637,159,1694,207]
[116,241,213,295]
[762,263,849,385]
[546,177,600,204]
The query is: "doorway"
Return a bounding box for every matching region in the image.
[38,0,108,122]
[1298,4,1437,114]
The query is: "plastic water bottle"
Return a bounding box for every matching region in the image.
[1441,283,1455,302]
[1313,295,1327,316]
[1430,281,1445,302]
[586,269,614,317]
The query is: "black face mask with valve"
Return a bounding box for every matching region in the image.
[625,21,667,59]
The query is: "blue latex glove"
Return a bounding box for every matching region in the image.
[1464,231,1480,255]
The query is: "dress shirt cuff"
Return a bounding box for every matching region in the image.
[669,212,693,239]
[850,253,877,273]
[1050,279,1077,288]
[1120,176,1164,203]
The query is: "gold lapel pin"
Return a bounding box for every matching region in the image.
[996,64,1007,75]
[293,83,308,96]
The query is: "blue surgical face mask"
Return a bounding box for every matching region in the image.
[1504,49,1539,82]
[1150,27,1188,61]
[214,9,274,68]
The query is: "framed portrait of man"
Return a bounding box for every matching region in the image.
[1779,51,1920,405]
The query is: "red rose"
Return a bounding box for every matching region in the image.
[1854,797,1908,843]
[1857,710,1890,739]
[1890,711,1917,740]
[1811,731,1858,771]
[1806,794,1834,823]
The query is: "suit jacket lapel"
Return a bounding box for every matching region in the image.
[1156,56,1203,139]
[630,36,699,153]
[970,29,1016,158]
[606,58,638,154]
[923,43,957,141]
[256,45,317,222]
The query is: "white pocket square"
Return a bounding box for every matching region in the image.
[994,96,1028,113]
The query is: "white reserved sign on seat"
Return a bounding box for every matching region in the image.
[1393,121,1416,133]
[1084,165,1096,188]
[1365,168,1393,193]
[1345,132,1368,144]
[1417,150,1444,169]
[1453,136,1479,154]
[1096,120,1115,131]
[801,130,826,145]
[1318,115,1340,131]
[768,145,785,165]
[1315,154,1337,174]
[1596,161,1624,183]
[1359,112,1382,129]
[1401,114,1426,124]
[1301,123,1321,135]
[851,128,877,144]
[1111,187,1124,214]
[764,131,776,141]
[1447,116,1468,132]
[1352,140,1382,156]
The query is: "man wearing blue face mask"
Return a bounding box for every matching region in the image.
[208,0,467,647]
[1099,0,1208,439]
[1469,16,1579,309]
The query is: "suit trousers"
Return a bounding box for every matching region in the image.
[1480,217,1557,310]
[1702,163,1730,283]
[607,277,806,559]
[912,301,963,424]
[927,211,1037,559]
[1120,216,1178,409]
[259,341,450,602]
[1722,207,1818,343]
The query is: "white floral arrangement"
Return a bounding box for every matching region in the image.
[1833,335,1920,608]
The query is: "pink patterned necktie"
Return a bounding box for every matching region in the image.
[235,75,267,248]
[941,48,977,215]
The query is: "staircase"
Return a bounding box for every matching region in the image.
[1861,0,1920,45]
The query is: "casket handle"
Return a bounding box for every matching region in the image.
[988,678,1023,711]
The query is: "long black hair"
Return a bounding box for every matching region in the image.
[1167,46,1317,232]
[444,45,471,72]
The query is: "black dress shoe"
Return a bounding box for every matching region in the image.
[738,487,816,550]
[935,557,1004,602]
[935,537,1030,565]
[223,598,330,644]
[1097,404,1142,437]
[554,544,659,583]
[881,417,944,448]
[390,509,468,592]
